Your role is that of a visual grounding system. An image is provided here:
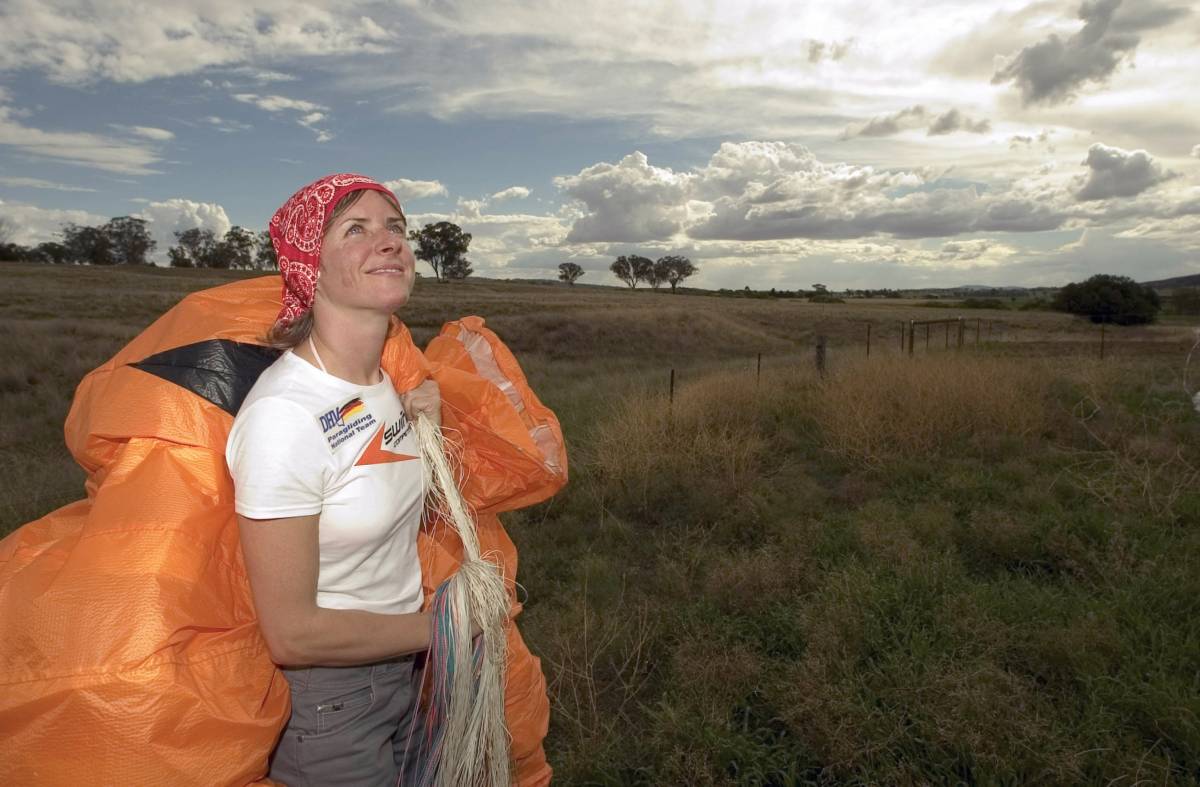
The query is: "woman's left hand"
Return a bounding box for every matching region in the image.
[401,378,442,427]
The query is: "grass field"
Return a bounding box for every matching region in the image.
[4,262,1200,784]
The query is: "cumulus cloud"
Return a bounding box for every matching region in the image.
[0,176,95,192]
[555,142,1077,246]
[1074,142,1174,201]
[383,178,448,203]
[0,199,107,245]
[927,109,990,136]
[992,0,1189,106]
[491,186,531,201]
[555,152,693,243]
[1192,144,1200,158]
[136,198,232,262]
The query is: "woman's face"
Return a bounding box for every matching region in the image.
[315,190,416,316]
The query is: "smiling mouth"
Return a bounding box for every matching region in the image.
[368,267,408,275]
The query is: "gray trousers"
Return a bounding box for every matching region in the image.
[269,654,425,787]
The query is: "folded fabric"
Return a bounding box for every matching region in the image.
[0,276,567,786]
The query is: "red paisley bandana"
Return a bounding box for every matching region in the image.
[268,173,401,326]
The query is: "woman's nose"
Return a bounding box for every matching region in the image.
[373,228,399,254]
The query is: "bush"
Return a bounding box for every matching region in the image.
[1052,274,1161,325]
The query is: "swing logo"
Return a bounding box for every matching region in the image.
[317,396,376,450]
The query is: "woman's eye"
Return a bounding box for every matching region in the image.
[346,224,363,235]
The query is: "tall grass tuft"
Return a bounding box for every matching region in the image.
[589,370,805,528]
[814,354,1051,464]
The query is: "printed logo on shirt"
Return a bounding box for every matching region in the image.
[316,396,377,451]
[355,415,419,466]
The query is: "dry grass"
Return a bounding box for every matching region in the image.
[5,263,1200,784]
[812,354,1052,465]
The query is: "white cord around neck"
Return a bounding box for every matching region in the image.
[308,335,328,374]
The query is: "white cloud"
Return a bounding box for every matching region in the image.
[383,178,448,203]
[1074,143,1174,201]
[136,198,232,263]
[0,199,107,245]
[233,93,324,114]
[110,124,174,141]
[233,92,331,140]
[0,1,394,84]
[0,99,161,175]
[555,151,693,243]
[201,115,252,133]
[491,186,531,201]
[1192,144,1200,158]
[0,176,96,192]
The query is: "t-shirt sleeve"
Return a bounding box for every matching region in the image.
[226,397,328,519]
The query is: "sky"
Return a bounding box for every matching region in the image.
[0,0,1198,290]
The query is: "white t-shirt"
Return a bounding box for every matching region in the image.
[226,350,425,615]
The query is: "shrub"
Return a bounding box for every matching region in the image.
[1052,274,1161,325]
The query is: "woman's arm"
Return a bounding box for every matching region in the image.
[237,512,431,667]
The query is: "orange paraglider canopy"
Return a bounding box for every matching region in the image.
[0,276,567,786]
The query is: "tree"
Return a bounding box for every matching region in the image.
[442,254,473,280]
[558,262,585,286]
[610,254,652,289]
[409,221,471,282]
[35,241,69,264]
[169,228,218,268]
[1052,274,1161,325]
[102,216,155,265]
[657,255,697,293]
[254,230,278,270]
[61,223,115,265]
[219,226,257,269]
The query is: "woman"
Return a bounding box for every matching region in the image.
[0,170,564,785]
[226,173,443,785]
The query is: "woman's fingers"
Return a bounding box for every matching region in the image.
[402,378,442,427]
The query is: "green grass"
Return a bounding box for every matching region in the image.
[4,263,1200,784]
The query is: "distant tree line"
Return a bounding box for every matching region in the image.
[0,216,161,266]
[166,227,276,270]
[0,214,481,280]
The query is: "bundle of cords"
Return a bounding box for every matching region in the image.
[408,414,512,787]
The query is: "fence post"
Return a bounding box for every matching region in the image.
[756,352,762,385]
[944,321,950,349]
[908,320,915,356]
[899,321,905,352]
[957,317,964,349]
[815,335,827,378]
[975,318,981,346]
[925,322,930,350]
[866,323,871,358]
[669,368,675,404]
